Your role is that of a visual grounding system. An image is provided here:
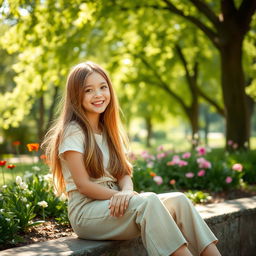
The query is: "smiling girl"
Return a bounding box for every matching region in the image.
[42,62,221,256]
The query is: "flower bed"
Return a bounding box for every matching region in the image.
[0,144,256,250]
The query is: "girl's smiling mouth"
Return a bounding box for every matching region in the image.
[92,100,104,106]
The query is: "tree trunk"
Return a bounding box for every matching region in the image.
[38,94,45,143]
[220,39,250,150]
[145,116,152,148]
[187,100,199,148]
[202,105,210,146]
[45,85,59,133]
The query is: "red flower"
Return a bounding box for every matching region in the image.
[27,143,40,152]
[40,154,47,160]
[169,179,176,185]
[12,141,21,146]
[7,164,16,169]
[0,161,7,166]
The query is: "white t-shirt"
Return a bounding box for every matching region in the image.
[58,121,117,193]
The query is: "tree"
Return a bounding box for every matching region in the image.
[147,0,256,149]
[97,0,256,149]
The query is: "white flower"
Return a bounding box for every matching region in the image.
[16,176,22,185]
[2,185,7,189]
[43,174,53,182]
[21,197,27,202]
[0,209,4,213]
[19,182,28,190]
[147,161,154,168]
[32,166,40,171]
[5,218,10,222]
[24,171,33,179]
[37,201,48,208]
[59,193,67,202]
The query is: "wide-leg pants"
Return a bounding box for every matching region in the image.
[68,184,218,256]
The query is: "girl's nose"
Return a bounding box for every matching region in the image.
[94,89,102,97]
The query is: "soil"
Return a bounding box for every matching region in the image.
[0,219,75,251]
[1,188,256,251]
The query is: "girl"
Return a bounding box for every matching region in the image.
[43,62,221,256]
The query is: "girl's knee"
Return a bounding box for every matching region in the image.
[171,192,191,207]
[130,192,159,208]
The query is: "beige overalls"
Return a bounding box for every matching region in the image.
[59,123,218,256]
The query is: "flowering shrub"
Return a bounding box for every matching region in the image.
[132,146,254,193]
[0,169,68,248]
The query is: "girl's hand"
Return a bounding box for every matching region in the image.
[108,190,138,217]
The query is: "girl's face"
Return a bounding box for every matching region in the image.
[82,72,111,118]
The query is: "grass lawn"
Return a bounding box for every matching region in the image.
[0,162,48,186]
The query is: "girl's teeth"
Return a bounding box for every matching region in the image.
[93,101,103,105]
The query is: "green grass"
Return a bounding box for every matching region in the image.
[0,162,48,186]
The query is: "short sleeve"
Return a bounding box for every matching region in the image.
[59,123,85,156]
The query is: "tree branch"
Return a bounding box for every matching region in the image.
[136,53,189,113]
[175,44,196,94]
[197,87,225,116]
[162,0,220,48]
[188,0,220,29]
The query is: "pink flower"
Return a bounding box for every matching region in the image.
[197,170,206,177]
[157,145,164,152]
[172,155,180,163]
[157,153,166,159]
[228,140,233,146]
[128,152,137,161]
[196,146,207,156]
[141,151,150,159]
[225,176,232,184]
[232,163,243,172]
[185,172,194,178]
[147,161,154,168]
[149,155,155,160]
[197,157,212,169]
[182,152,191,159]
[153,176,163,185]
[178,160,188,167]
[167,161,175,166]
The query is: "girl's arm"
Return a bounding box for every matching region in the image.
[63,151,118,200]
[118,175,134,191]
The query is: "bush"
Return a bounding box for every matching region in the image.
[132,146,253,193]
[0,169,69,247]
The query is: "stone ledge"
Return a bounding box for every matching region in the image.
[1,196,256,256]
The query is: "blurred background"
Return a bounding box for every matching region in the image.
[0,0,255,155]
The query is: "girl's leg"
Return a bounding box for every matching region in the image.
[158,192,219,256]
[69,191,188,256]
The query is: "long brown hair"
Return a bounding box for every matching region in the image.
[42,62,133,195]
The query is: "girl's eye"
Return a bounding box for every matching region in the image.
[101,85,108,89]
[85,89,92,93]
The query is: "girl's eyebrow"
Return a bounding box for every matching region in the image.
[84,81,107,88]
